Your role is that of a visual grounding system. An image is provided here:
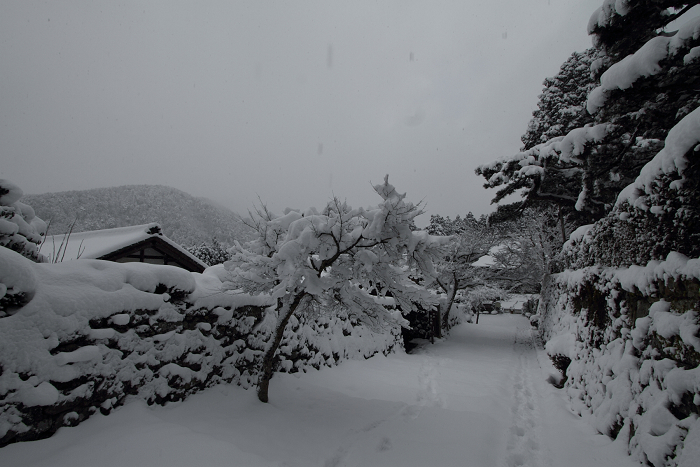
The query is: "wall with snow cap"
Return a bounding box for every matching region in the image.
[0,249,402,447]
[538,253,700,466]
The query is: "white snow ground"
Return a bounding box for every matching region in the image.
[0,314,639,467]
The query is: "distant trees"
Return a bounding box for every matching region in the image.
[425,212,489,236]
[0,179,47,262]
[425,213,498,330]
[489,206,566,289]
[186,238,232,266]
[225,176,449,402]
[423,208,561,330]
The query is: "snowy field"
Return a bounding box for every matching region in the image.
[0,314,638,467]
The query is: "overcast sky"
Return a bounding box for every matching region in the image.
[1,0,603,224]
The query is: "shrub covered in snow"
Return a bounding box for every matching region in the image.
[0,250,401,447]
[0,179,47,263]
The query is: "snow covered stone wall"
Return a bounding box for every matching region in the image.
[538,254,700,466]
[0,247,401,447]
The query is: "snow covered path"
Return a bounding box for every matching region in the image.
[0,314,638,467]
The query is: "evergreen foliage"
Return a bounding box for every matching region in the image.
[0,179,47,263]
[476,48,602,225]
[425,212,488,236]
[520,48,600,151]
[477,2,700,231]
[186,238,233,266]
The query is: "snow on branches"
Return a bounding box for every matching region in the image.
[587,15,700,114]
[478,1,700,228]
[616,106,700,210]
[227,175,449,313]
[0,179,47,263]
[224,175,451,402]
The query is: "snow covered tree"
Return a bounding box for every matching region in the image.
[476,48,601,225]
[554,1,700,268]
[477,1,700,226]
[425,214,499,330]
[425,209,562,329]
[489,207,566,292]
[426,212,488,237]
[461,285,508,324]
[434,218,500,330]
[0,179,47,263]
[225,176,450,402]
[186,238,232,266]
[521,48,601,151]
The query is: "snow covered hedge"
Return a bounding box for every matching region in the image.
[0,248,401,447]
[538,253,700,466]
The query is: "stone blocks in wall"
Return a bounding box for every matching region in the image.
[538,254,700,466]
[0,251,402,447]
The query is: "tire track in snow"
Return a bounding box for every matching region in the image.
[504,325,544,467]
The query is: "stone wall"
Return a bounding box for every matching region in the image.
[538,254,700,466]
[0,250,401,447]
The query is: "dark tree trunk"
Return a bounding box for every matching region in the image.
[257,292,307,403]
[558,205,567,245]
[441,276,459,333]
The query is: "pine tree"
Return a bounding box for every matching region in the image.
[560,1,700,267]
[477,2,700,226]
[521,48,601,150]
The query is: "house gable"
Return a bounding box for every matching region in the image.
[99,237,206,273]
[42,223,207,273]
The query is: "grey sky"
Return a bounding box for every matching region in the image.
[1,0,603,224]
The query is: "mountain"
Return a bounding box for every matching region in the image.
[22,185,254,247]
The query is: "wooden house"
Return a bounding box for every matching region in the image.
[41,223,207,273]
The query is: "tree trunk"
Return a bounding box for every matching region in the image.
[257,292,307,403]
[441,276,459,333]
[558,205,567,245]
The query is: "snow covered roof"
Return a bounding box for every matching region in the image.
[41,223,208,272]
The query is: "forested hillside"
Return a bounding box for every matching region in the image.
[22,185,254,247]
